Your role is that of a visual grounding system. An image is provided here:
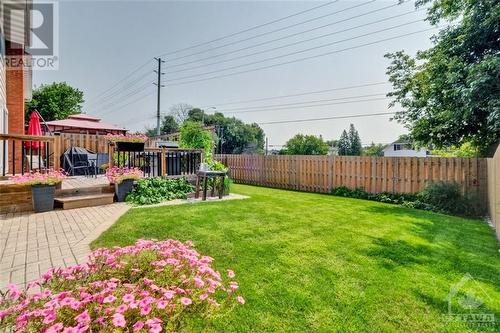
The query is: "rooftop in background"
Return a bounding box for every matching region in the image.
[45,114,127,135]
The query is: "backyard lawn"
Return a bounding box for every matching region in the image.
[92,184,500,332]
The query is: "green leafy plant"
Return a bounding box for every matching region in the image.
[331,182,482,217]
[179,121,214,162]
[126,177,194,205]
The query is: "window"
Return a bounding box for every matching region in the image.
[394,144,403,151]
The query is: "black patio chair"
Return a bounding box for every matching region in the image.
[63,154,91,176]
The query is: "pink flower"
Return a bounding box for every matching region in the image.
[156,300,168,309]
[227,270,235,278]
[116,304,128,313]
[112,313,126,328]
[75,310,90,325]
[237,296,245,304]
[45,323,63,333]
[180,297,192,306]
[122,293,134,303]
[140,303,152,315]
[163,290,175,299]
[133,320,145,331]
[103,295,116,304]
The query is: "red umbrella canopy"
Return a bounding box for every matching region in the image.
[25,112,45,150]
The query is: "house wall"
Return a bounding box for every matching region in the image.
[383,147,427,157]
[0,27,7,173]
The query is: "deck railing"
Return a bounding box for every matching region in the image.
[110,146,203,178]
[0,134,63,177]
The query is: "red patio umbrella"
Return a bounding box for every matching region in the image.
[25,112,44,151]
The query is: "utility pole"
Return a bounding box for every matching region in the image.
[265,137,269,155]
[153,57,165,136]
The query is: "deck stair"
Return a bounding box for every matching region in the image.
[54,184,115,210]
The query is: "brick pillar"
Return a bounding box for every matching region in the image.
[6,41,26,174]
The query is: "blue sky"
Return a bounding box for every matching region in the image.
[33,0,434,146]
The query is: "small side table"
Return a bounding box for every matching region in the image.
[195,170,227,200]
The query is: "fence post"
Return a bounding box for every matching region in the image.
[108,143,114,168]
[161,147,166,176]
[53,135,62,170]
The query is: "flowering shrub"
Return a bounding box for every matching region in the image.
[106,167,143,184]
[106,133,148,143]
[10,169,66,186]
[0,239,244,332]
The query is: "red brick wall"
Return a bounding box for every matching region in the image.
[6,41,26,173]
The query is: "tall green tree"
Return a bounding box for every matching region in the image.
[338,130,350,156]
[186,110,265,154]
[348,124,362,156]
[386,0,500,156]
[282,134,328,155]
[145,115,179,137]
[25,82,84,121]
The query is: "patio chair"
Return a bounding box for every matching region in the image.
[63,154,91,176]
[25,155,45,172]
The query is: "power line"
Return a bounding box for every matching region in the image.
[164,3,416,72]
[91,73,154,110]
[86,60,153,105]
[157,1,339,58]
[161,0,375,63]
[97,91,155,116]
[86,2,340,108]
[257,112,396,125]
[217,93,387,113]
[163,27,436,87]
[163,19,424,83]
[96,81,153,114]
[224,97,390,115]
[200,82,388,108]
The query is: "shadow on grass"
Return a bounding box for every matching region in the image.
[365,237,434,270]
[361,204,500,287]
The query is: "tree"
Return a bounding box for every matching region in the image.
[338,130,350,156]
[363,142,386,156]
[186,110,265,154]
[386,0,500,156]
[145,115,179,137]
[25,82,84,121]
[348,124,362,156]
[282,134,328,155]
[179,121,214,161]
[169,103,193,124]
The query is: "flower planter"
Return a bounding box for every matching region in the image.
[115,179,135,202]
[31,184,56,213]
[116,141,145,152]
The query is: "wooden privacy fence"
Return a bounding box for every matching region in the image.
[59,133,109,153]
[215,154,488,203]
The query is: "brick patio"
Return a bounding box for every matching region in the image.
[0,203,129,289]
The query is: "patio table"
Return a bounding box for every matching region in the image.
[195,170,226,200]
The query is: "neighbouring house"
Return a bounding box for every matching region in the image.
[45,114,127,135]
[383,141,428,157]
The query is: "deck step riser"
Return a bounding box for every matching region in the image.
[54,193,115,210]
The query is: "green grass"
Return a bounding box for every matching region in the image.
[92,185,500,332]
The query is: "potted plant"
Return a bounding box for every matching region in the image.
[107,133,148,152]
[10,169,66,213]
[106,166,144,202]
